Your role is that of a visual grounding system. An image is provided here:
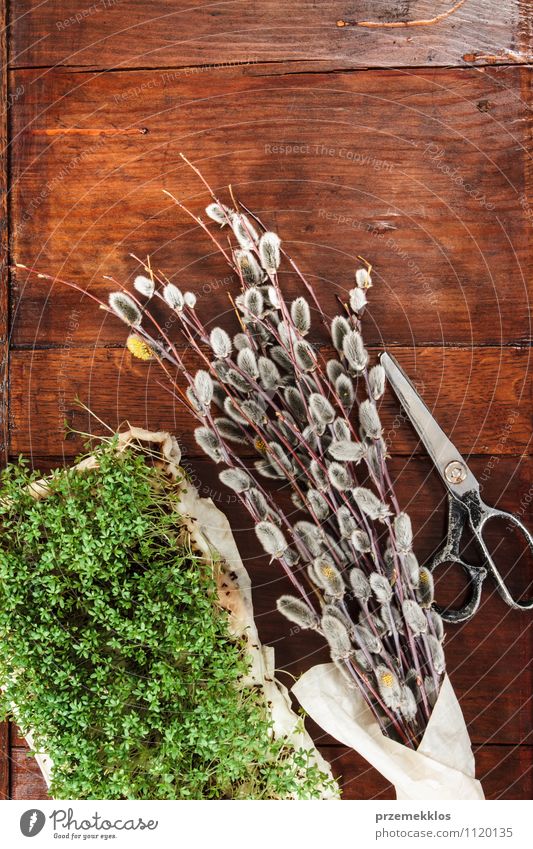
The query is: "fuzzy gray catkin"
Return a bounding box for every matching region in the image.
[205,202,230,224]
[241,400,267,423]
[293,521,324,558]
[306,488,330,521]
[394,512,413,553]
[194,426,223,463]
[335,374,355,409]
[323,604,353,631]
[369,573,393,604]
[336,505,357,539]
[255,521,288,557]
[258,356,281,390]
[368,364,386,400]
[210,327,232,359]
[246,487,270,519]
[133,274,155,298]
[294,340,316,372]
[351,529,372,553]
[284,387,307,423]
[233,332,250,351]
[342,330,368,373]
[313,559,345,599]
[219,468,252,493]
[234,249,263,286]
[426,634,446,674]
[327,462,353,491]
[186,387,204,415]
[402,599,428,636]
[254,458,283,480]
[349,287,367,313]
[428,608,444,642]
[425,675,439,708]
[194,370,214,407]
[349,568,371,603]
[352,487,391,522]
[244,286,264,318]
[380,604,404,637]
[232,214,258,249]
[399,684,418,721]
[354,624,382,655]
[331,316,351,352]
[326,359,345,384]
[404,551,420,586]
[355,267,372,289]
[328,439,366,463]
[417,567,435,607]
[108,292,142,327]
[359,399,382,440]
[163,283,184,311]
[309,393,335,426]
[237,347,259,379]
[322,614,353,659]
[291,297,311,335]
[332,417,351,441]
[277,596,319,630]
[212,360,229,382]
[226,368,252,394]
[267,441,293,475]
[258,231,281,273]
[375,665,402,710]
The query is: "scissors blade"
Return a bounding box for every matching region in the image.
[380,352,479,497]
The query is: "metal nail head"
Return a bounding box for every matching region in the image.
[444,460,467,484]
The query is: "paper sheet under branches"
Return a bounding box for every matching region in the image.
[293,662,484,800]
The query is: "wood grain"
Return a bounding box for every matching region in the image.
[0,0,10,804]
[324,743,533,800]
[9,1,532,71]
[0,724,8,800]
[8,346,531,457]
[4,0,532,803]
[6,741,533,801]
[0,0,8,462]
[10,65,531,346]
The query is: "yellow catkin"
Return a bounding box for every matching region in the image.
[321,565,335,580]
[381,672,394,688]
[254,438,267,454]
[126,335,153,361]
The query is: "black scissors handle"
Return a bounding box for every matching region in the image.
[429,496,487,623]
[429,492,533,623]
[467,494,533,613]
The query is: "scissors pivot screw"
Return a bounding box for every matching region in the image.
[444,461,467,484]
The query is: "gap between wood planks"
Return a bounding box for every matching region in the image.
[7,57,531,75]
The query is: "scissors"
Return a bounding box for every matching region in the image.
[381,352,533,623]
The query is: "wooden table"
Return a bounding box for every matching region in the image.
[1,0,531,800]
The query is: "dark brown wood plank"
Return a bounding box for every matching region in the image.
[10,66,531,346]
[9,1,532,70]
[10,748,48,800]
[0,724,8,800]
[8,346,531,457]
[0,0,10,804]
[325,744,533,800]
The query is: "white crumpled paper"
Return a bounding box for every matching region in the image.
[293,662,484,800]
[20,427,337,797]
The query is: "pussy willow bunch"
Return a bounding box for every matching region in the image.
[22,162,445,749]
